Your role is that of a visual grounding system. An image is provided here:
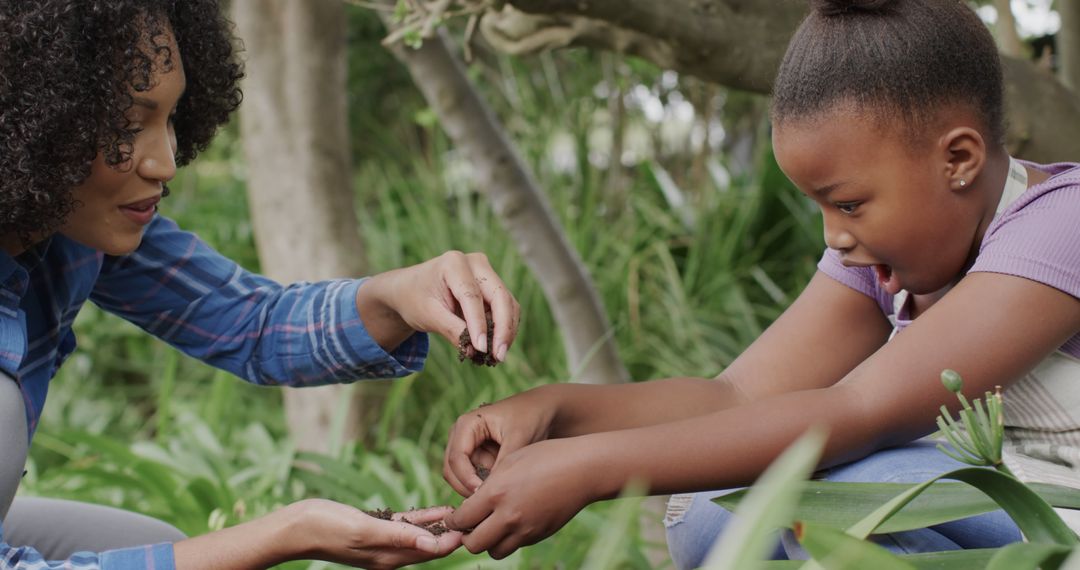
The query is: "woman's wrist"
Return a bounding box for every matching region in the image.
[355,273,414,352]
[173,502,308,570]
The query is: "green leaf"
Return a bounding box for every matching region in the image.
[701,427,828,570]
[984,542,1074,570]
[794,521,915,570]
[392,0,409,23]
[716,481,1080,534]
[844,469,1077,546]
[762,549,1000,569]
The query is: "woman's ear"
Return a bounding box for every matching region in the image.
[940,126,986,192]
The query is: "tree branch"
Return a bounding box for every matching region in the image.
[484,0,1080,162]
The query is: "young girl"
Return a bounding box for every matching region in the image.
[0,1,520,568]
[440,0,1080,566]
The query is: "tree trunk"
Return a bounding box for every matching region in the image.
[1060,0,1080,93]
[232,0,387,452]
[993,0,1025,58]
[382,24,630,384]
[480,0,1080,162]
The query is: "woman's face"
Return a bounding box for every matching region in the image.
[773,109,983,296]
[58,31,185,256]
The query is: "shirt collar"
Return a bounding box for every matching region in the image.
[0,237,53,301]
[0,249,19,288]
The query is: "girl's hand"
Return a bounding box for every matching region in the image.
[443,439,596,560]
[443,386,562,496]
[357,251,521,359]
[296,500,463,569]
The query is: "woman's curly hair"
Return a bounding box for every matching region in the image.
[0,0,243,244]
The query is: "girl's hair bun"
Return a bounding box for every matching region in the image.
[810,0,897,17]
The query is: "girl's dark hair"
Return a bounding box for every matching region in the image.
[0,0,244,244]
[772,0,1004,147]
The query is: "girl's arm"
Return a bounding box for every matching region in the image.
[549,272,893,436]
[447,271,1080,558]
[443,272,890,494]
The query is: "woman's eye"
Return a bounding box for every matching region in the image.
[836,202,860,214]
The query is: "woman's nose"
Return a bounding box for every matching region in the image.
[137,132,177,183]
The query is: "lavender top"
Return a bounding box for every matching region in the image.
[818,161,1080,358]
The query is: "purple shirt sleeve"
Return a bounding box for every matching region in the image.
[969,183,1080,300]
[969,172,1080,357]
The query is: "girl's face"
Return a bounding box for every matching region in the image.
[58,32,185,256]
[773,110,983,296]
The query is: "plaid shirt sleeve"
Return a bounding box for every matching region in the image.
[0,534,174,570]
[89,215,427,385]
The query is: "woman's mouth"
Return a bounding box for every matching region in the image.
[874,264,901,295]
[119,195,161,226]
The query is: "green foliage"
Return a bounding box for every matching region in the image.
[701,428,827,570]
[718,378,1080,570]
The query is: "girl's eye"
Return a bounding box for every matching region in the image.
[836,202,860,214]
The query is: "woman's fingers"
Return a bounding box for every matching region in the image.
[442,253,489,354]
[466,253,520,362]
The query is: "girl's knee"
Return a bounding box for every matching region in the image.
[664,491,740,570]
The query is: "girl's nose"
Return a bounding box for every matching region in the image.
[823,222,856,252]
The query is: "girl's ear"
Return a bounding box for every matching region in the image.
[940,126,986,192]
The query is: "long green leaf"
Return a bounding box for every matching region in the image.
[701,427,828,570]
[716,481,1080,534]
[844,468,1077,546]
[762,549,1000,569]
[984,542,1074,570]
[794,521,915,570]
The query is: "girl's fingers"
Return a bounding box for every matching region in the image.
[443,420,487,496]
[444,492,494,537]
[442,424,471,497]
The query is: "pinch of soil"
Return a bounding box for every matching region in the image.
[457,313,498,367]
[367,509,451,536]
[403,519,451,536]
[475,465,490,481]
[363,508,394,520]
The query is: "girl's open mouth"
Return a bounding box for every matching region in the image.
[874,264,901,295]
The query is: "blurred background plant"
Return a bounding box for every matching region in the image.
[19,1,1075,568]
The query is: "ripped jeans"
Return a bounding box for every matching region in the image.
[663,441,1023,570]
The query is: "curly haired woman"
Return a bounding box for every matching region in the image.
[0,1,519,568]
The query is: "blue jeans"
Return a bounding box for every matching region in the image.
[664,441,1023,570]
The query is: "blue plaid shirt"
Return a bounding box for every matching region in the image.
[0,215,428,569]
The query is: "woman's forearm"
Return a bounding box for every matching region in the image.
[545,376,749,438]
[173,505,302,570]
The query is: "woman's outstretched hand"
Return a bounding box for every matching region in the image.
[173,499,463,570]
[298,501,463,569]
[356,251,520,361]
